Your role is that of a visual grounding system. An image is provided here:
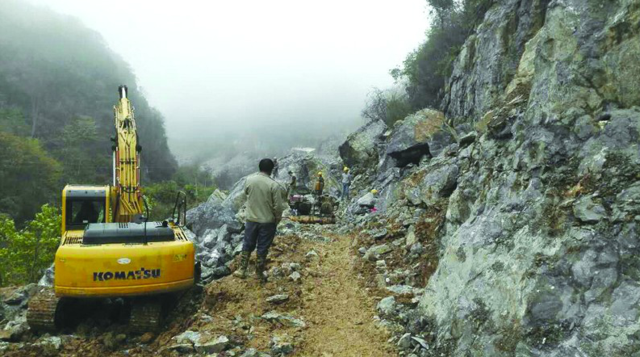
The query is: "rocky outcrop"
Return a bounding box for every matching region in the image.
[343,1,640,356]
[187,193,240,238]
[442,0,550,121]
[385,109,454,167]
[339,119,387,170]
[187,186,244,282]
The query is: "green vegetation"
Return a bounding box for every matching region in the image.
[0,205,61,286]
[0,162,215,287]
[393,0,495,109]
[0,1,198,284]
[145,165,216,221]
[361,88,414,126]
[360,0,495,123]
[0,132,62,224]
[0,0,178,225]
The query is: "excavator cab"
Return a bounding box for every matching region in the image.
[62,186,110,232]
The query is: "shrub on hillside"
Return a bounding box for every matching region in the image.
[0,204,61,286]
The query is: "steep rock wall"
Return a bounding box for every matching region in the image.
[422,0,640,355]
[343,1,640,356]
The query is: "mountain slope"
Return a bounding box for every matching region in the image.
[0,0,177,221]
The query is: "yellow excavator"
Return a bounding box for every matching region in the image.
[27,86,199,332]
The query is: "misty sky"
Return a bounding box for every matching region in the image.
[28,0,429,156]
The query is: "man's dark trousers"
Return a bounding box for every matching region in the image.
[242,221,277,256]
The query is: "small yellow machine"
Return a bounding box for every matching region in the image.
[27,86,198,332]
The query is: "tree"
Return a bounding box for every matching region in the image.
[399,0,496,110]
[0,108,30,136]
[0,0,178,225]
[361,88,388,123]
[55,116,110,184]
[361,88,413,126]
[0,132,62,224]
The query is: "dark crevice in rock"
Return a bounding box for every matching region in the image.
[388,143,431,168]
[441,180,458,199]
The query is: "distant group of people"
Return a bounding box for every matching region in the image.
[269,156,352,201]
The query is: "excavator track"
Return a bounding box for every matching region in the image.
[26,287,60,332]
[129,300,163,333]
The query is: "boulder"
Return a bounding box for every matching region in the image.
[195,335,230,354]
[339,120,387,169]
[3,284,37,306]
[385,109,454,166]
[398,333,412,349]
[261,311,306,328]
[266,294,289,304]
[411,164,459,206]
[37,266,54,287]
[0,315,27,342]
[288,271,302,283]
[173,330,201,345]
[270,334,294,355]
[357,193,376,207]
[377,296,396,317]
[405,226,417,248]
[36,336,62,351]
[363,244,392,262]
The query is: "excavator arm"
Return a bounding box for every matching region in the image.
[112,85,144,222]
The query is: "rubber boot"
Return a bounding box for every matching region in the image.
[233,251,250,279]
[255,254,268,284]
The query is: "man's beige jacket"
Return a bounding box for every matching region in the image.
[244,172,287,223]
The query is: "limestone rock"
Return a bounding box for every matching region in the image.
[363,244,392,262]
[266,294,289,304]
[195,335,230,354]
[339,120,387,169]
[385,109,453,166]
[270,334,294,355]
[261,311,306,328]
[573,196,607,224]
[377,296,396,317]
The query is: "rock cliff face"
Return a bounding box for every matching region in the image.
[341,1,640,355]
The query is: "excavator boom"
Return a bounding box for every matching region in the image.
[112,85,144,222]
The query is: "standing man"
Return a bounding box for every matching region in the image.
[234,158,286,283]
[313,172,325,216]
[341,167,352,200]
[288,171,297,198]
[272,157,279,178]
[314,172,325,197]
[288,171,298,216]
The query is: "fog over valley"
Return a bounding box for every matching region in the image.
[27,0,429,162]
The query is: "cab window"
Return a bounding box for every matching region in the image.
[66,199,105,229]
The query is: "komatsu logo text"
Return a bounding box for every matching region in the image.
[93,268,161,281]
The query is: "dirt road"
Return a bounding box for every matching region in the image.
[193,228,394,356]
[1,225,395,356]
